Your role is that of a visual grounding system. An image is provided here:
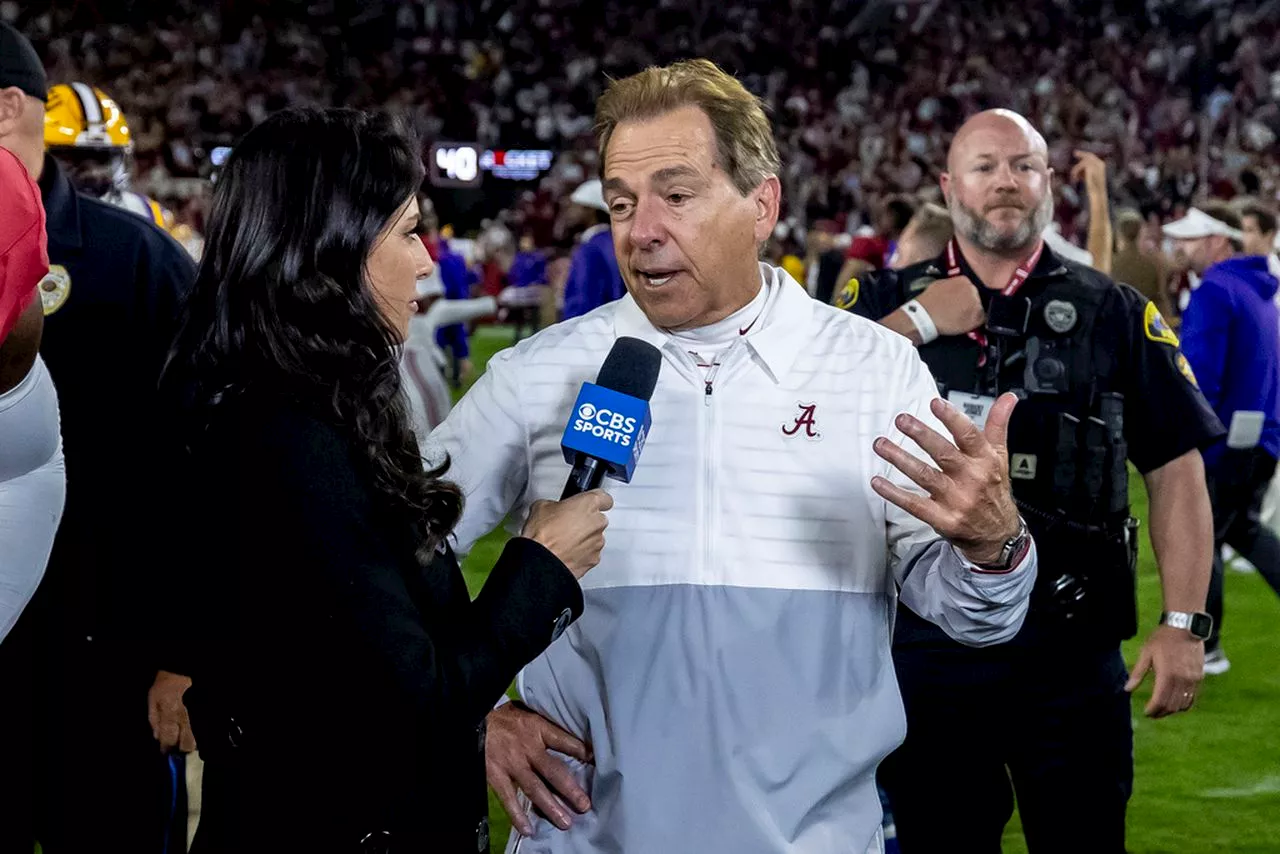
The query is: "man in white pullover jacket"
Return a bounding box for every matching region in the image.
[427,59,1038,854]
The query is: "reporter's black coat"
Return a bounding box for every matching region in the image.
[172,396,582,854]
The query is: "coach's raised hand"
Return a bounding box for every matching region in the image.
[870,393,1022,565]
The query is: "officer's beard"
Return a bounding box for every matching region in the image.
[949,191,1054,256]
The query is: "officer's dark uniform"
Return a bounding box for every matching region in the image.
[0,154,195,854]
[840,245,1223,853]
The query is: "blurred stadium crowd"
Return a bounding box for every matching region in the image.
[10,0,1280,262]
[5,2,1280,851]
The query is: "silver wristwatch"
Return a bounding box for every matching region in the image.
[1160,610,1213,640]
[974,516,1031,572]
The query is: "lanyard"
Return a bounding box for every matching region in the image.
[946,238,1043,360]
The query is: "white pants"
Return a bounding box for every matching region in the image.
[0,355,66,644]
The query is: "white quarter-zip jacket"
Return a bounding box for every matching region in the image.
[428,264,1037,853]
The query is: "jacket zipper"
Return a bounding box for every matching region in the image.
[703,358,725,406]
[696,341,739,580]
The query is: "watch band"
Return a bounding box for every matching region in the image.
[972,517,1031,574]
[1160,610,1213,640]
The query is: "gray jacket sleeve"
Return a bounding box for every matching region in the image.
[882,346,1037,647]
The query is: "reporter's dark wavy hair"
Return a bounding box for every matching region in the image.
[164,107,461,559]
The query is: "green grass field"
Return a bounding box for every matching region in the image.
[459,326,1280,854]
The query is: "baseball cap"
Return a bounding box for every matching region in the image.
[1162,207,1244,241]
[570,179,608,213]
[0,22,47,102]
[0,146,47,343]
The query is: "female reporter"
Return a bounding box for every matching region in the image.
[161,108,610,853]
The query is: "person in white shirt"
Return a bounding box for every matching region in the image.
[400,271,497,445]
[0,144,65,645]
[427,59,1037,853]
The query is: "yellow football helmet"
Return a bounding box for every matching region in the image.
[44,82,133,151]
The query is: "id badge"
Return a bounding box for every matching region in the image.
[947,391,997,430]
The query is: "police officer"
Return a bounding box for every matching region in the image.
[846,110,1223,853]
[0,23,195,854]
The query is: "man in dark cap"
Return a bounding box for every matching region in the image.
[0,22,195,854]
[0,21,48,118]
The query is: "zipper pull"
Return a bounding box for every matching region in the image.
[704,380,713,405]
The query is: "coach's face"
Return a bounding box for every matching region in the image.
[603,105,779,331]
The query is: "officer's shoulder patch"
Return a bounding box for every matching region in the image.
[835,276,860,310]
[39,265,71,316]
[1143,301,1179,347]
[1176,352,1199,388]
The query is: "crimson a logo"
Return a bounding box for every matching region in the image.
[782,403,822,440]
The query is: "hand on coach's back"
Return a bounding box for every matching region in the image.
[148,670,196,753]
[486,702,593,836]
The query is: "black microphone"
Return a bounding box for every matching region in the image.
[559,337,662,499]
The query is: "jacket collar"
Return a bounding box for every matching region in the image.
[612,263,813,384]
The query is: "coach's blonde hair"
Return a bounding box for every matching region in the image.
[594,59,780,197]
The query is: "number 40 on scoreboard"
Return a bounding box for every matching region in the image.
[428,142,556,188]
[430,142,482,188]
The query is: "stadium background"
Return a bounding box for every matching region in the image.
[9,0,1279,851]
[16,0,1280,241]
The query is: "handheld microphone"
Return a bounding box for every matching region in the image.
[560,337,662,499]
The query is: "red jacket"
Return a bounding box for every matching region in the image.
[0,147,47,343]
